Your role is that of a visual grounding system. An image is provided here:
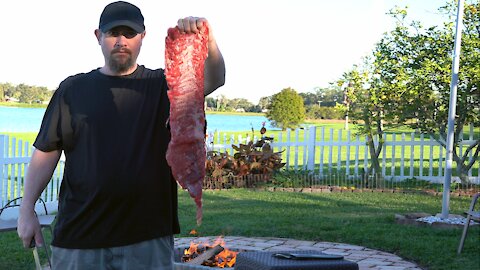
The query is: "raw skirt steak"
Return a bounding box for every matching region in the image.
[165,23,209,225]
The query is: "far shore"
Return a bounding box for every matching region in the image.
[0,102,266,116]
[0,101,47,108]
[0,102,345,123]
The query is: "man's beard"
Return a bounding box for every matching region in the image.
[108,49,135,74]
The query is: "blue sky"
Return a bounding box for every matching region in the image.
[0,0,449,103]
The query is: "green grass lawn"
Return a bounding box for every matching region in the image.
[0,190,477,269]
[181,190,479,270]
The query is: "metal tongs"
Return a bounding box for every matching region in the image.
[30,239,45,270]
[29,238,52,270]
[273,252,344,260]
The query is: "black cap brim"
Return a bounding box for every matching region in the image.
[100,20,144,33]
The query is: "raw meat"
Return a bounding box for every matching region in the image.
[165,23,209,225]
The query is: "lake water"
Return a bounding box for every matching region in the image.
[0,106,276,133]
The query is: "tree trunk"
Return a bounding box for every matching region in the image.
[366,134,384,188]
[453,141,480,185]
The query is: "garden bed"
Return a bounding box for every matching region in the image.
[394,212,479,229]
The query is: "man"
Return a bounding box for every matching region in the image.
[17,1,225,269]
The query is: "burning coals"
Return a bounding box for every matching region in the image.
[182,237,238,268]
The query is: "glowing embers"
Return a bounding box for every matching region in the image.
[182,237,238,268]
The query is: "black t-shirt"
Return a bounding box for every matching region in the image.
[34,65,180,249]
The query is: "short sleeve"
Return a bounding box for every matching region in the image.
[33,82,72,152]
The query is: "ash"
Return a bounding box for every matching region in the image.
[416,216,478,225]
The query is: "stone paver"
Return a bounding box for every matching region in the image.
[175,236,423,269]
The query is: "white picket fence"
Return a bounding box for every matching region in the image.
[0,135,64,210]
[1,125,479,207]
[207,125,479,183]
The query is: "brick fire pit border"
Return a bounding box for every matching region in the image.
[174,236,422,270]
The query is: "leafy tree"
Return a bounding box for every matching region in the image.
[336,6,430,178]
[266,87,306,130]
[226,98,239,110]
[338,2,479,184]
[306,106,343,120]
[205,97,216,110]
[258,96,271,111]
[336,65,388,180]
[215,94,229,111]
[0,82,53,103]
[1,82,15,98]
[382,2,479,184]
[0,83,6,101]
[314,86,343,107]
[298,92,317,106]
[247,104,262,113]
[228,98,254,112]
[299,87,343,107]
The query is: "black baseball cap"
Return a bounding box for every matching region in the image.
[99,1,145,33]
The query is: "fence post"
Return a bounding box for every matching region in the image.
[0,135,6,207]
[306,126,316,171]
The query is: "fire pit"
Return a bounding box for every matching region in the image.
[173,248,359,270]
[173,236,359,270]
[175,236,421,269]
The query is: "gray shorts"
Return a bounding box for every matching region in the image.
[51,235,174,270]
